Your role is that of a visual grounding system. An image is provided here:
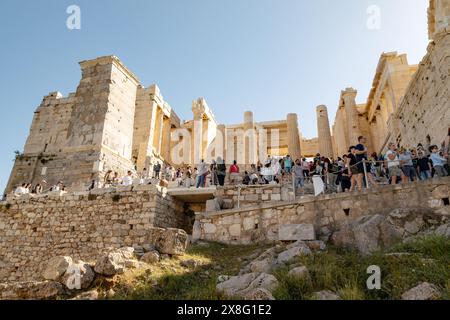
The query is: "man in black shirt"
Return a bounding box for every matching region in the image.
[354,136,368,191]
[416,151,432,180]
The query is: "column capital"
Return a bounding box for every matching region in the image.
[342,87,358,99]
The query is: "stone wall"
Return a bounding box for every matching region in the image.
[392,31,450,150]
[194,177,450,245]
[0,185,186,282]
[215,185,295,210]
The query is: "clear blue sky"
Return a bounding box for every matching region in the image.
[0,0,429,192]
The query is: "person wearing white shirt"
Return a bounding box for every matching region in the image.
[122,171,133,186]
[385,143,403,185]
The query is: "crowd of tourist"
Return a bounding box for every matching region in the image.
[7,128,450,199]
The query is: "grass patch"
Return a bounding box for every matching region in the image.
[111,242,269,300]
[106,236,450,300]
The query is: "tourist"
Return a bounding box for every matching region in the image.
[354,136,368,190]
[153,162,161,180]
[88,179,96,191]
[302,158,310,179]
[444,127,450,172]
[327,159,339,192]
[112,172,120,186]
[196,159,209,188]
[292,159,305,195]
[272,159,282,184]
[284,155,292,175]
[429,145,448,177]
[261,161,274,184]
[139,168,148,184]
[216,157,226,186]
[385,143,403,185]
[340,167,352,192]
[14,183,27,196]
[416,151,432,180]
[184,166,193,188]
[210,160,219,186]
[104,170,113,187]
[229,160,240,185]
[398,147,416,182]
[242,171,251,185]
[347,146,359,191]
[122,170,133,186]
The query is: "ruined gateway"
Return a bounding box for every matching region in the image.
[0,0,449,291]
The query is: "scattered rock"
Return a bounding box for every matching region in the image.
[0,281,64,300]
[217,275,231,284]
[61,261,95,290]
[42,256,73,281]
[243,288,275,300]
[70,289,99,300]
[140,251,160,264]
[288,266,310,280]
[401,282,441,300]
[180,259,199,269]
[147,228,189,255]
[276,245,311,264]
[216,273,279,298]
[94,247,137,276]
[311,290,341,300]
[305,240,327,251]
[143,244,157,252]
[434,223,450,238]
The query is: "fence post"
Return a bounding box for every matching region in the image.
[363,159,370,189]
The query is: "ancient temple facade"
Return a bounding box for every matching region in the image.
[4,56,312,193]
[330,0,450,158]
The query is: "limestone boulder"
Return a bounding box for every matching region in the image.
[94,247,137,276]
[60,262,95,290]
[180,259,199,269]
[401,282,441,300]
[42,256,73,281]
[0,281,64,300]
[247,247,279,274]
[70,289,99,300]
[311,290,341,300]
[353,215,402,255]
[434,223,450,238]
[243,288,275,300]
[147,228,189,255]
[288,266,310,280]
[276,245,312,264]
[216,273,279,298]
[140,250,160,264]
[332,214,403,255]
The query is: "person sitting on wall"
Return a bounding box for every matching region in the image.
[229,160,240,185]
[14,183,27,196]
[122,171,133,186]
[242,171,251,185]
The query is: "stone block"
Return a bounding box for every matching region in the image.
[278,224,315,241]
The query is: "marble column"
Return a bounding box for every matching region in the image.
[152,107,163,155]
[286,113,302,160]
[161,117,171,163]
[244,111,257,165]
[215,124,226,162]
[192,109,203,166]
[342,88,361,146]
[316,105,334,158]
